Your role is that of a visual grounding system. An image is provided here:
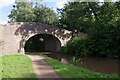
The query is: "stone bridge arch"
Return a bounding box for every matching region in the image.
[24,34,61,52]
[0,22,72,55]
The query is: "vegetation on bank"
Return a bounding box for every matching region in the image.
[2,55,36,78]
[60,22,120,58]
[44,57,119,79]
[59,2,120,58]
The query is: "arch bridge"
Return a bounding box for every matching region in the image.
[0,23,72,55]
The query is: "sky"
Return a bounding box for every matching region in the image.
[0,0,68,24]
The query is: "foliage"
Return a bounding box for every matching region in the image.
[58,2,120,33]
[8,0,59,26]
[60,22,120,58]
[57,2,96,32]
[0,40,3,43]
[70,56,82,66]
[59,2,120,58]
[34,4,59,26]
[44,58,119,79]
[0,40,4,54]
[0,40,4,46]
[87,22,120,57]
[2,55,36,78]
[60,37,89,56]
[8,1,35,22]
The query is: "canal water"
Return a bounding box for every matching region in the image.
[28,52,119,76]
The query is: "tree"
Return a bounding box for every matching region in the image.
[59,1,120,58]
[33,4,59,25]
[8,0,35,22]
[97,2,120,25]
[58,2,99,33]
[8,0,59,26]
[58,2,120,33]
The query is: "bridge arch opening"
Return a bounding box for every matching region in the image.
[24,34,61,53]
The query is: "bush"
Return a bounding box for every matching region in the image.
[87,22,120,57]
[60,22,120,58]
[60,37,90,56]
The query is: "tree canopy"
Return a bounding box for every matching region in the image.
[8,0,59,26]
[59,1,120,58]
[58,2,120,33]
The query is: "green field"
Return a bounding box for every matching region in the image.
[44,58,119,79]
[1,55,36,78]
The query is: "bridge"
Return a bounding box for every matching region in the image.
[0,23,72,55]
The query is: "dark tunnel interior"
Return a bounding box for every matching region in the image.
[24,34,61,53]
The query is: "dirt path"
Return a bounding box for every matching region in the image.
[27,54,62,79]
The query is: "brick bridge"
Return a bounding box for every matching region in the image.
[0,23,72,55]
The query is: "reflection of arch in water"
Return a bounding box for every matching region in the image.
[24,34,61,52]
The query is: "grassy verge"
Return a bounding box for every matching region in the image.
[2,55,36,78]
[44,58,119,79]
[0,56,2,80]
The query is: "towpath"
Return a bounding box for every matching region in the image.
[27,54,62,79]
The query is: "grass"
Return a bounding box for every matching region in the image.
[44,58,119,79]
[1,55,36,78]
[1,54,118,79]
[0,56,2,80]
